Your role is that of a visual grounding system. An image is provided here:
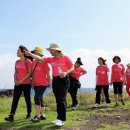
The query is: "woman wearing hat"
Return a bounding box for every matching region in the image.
[94,57,111,108]
[110,56,125,107]
[125,63,130,96]
[68,58,87,110]
[25,43,74,126]
[31,47,51,122]
[5,45,32,121]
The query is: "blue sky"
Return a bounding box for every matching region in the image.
[0,0,130,53]
[0,0,130,89]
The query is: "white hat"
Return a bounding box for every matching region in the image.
[126,63,130,67]
[46,43,62,51]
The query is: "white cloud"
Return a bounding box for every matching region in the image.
[1,48,130,89]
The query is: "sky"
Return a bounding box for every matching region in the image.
[0,0,130,89]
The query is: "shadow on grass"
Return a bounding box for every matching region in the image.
[0,118,64,130]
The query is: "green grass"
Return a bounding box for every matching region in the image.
[0,92,130,130]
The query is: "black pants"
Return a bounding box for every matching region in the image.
[113,82,123,94]
[68,77,80,106]
[95,85,111,104]
[10,84,31,115]
[34,86,47,107]
[52,76,70,121]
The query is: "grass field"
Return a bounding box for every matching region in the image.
[0,91,130,130]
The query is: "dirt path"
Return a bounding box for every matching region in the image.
[66,108,130,130]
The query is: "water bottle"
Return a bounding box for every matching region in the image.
[58,67,62,75]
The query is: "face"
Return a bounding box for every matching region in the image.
[75,63,80,68]
[49,49,58,56]
[98,59,103,65]
[114,58,120,64]
[17,48,24,57]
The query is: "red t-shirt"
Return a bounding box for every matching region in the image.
[96,65,110,85]
[111,64,125,82]
[44,54,73,76]
[70,67,87,81]
[32,60,50,86]
[15,59,32,84]
[125,68,130,84]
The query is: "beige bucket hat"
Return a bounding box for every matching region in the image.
[126,63,130,67]
[46,43,62,51]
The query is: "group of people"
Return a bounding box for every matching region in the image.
[4,43,130,126]
[5,43,87,126]
[94,56,130,108]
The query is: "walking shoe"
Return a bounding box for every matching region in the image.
[93,103,100,108]
[52,119,58,124]
[5,114,14,122]
[114,102,119,107]
[40,115,46,120]
[72,104,79,110]
[31,115,40,123]
[26,113,31,120]
[55,119,64,126]
[106,103,110,107]
[121,99,125,105]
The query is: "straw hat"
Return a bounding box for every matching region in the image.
[126,63,130,67]
[33,46,43,56]
[46,43,62,51]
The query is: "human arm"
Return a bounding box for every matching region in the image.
[24,50,44,62]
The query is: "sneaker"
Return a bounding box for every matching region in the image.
[121,99,125,105]
[5,114,14,122]
[52,119,58,124]
[72,104,79,110]
[106,103,110,107]
[114,102,119,107]
[26,113,31,120]
[31,115,40,123]
[55,119,64,126]
[40,115,46,120]
[101,98,105,103]
[93,103,100,108]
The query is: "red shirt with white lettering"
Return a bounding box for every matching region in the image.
[32,60,50,86]
[44,54,73,76]
[15,59,32,84]
[111,64,125,82]
[125,68,130,84]
[96,65,110,85]
[70,67,87,81]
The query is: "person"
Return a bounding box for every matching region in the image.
[24,43,74,126]
[110,56,125,107]
[94,57,111,108]
[68,58,87,110]
[5,45,32,121]
[125,63,130,96]
[30,47,51,123]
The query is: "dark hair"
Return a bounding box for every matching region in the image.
[18,45,32,60]
[112,56,121,63]
[19,45,28,52]
[75,57,83,65]
[98,57,107,65]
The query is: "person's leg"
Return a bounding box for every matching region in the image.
[68,83,78,107]
[103,85,111,104]
[126,84,130,96]
[5,85,22,121]
[118,82,125,105]
[23,84,32,118]
[95,86,102,105]
[113,82,119,107]
[52,76,70,126]
[101,88,105,102]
